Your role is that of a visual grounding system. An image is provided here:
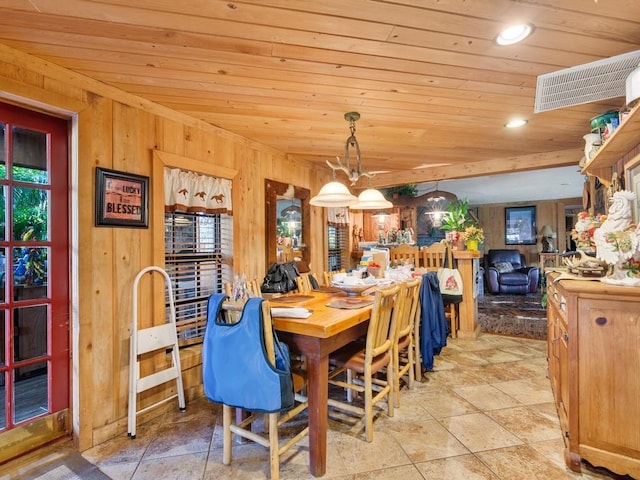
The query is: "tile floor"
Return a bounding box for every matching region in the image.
[12,334,636,479]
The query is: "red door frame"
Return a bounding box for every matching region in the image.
[0,101,70,427]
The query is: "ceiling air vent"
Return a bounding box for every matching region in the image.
[534,50,640,113]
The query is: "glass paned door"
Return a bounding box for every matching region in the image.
[0,102,69,438]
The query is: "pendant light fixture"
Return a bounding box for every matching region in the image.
[372,211,390,225]
[422,182,456,227]
[309,180,358,207]
[311,112,390,209]
[349,187,393,210]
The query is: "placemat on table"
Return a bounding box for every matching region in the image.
[326,298,373,309]
[312,286,345,294]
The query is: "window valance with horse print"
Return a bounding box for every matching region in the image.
[164,167,232,214]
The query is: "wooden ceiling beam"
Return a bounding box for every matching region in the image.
[367,149,583,188]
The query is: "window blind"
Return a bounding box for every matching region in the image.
[328,224,349,272]
[164,212,232,346]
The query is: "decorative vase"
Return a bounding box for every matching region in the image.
[466,239,479,251]
[583,132,601,160]
[446,230,465,250]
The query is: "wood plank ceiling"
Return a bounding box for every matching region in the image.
[1,0,640,189]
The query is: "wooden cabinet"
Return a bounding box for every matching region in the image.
[546,273,640,478]
[546,281,569,438]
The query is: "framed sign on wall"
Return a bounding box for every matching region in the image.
[95,167,149,228]
[505,206,536,245]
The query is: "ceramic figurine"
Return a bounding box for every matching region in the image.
[593,190,640,285]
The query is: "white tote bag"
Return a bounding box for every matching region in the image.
[437,267,463,295]
[437,248,463,303]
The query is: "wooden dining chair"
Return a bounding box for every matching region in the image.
[224,278,263,299]
[420,243,447,269]
[247,278,263,297]
[323,269,345,286]
[389,244,419,267]
[327,284,400,442]
[295,272,314,293]
[419,243,459,339]
[279,244,294,262]
[206,298,309,480]
[392,277,422,407]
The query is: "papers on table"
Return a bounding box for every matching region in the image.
[270,307,312,318]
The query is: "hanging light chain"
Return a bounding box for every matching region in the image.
[326,112,373,186]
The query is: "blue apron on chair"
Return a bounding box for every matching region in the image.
[202,294,295,413]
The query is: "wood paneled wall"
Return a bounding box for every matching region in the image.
[0,43,332,450]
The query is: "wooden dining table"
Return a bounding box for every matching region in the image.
[269,289,374,477]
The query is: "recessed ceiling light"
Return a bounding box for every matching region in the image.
[495,24,534,46]
[505,119,528,128]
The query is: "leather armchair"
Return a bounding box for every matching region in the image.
[484,249,539,294]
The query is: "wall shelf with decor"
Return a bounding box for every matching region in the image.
[581,101,640,185]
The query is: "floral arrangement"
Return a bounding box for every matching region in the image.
[571,211,605,252]
[463,225,484,243]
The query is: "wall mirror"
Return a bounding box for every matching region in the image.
[265,179,310,269]
[277,198,302,245]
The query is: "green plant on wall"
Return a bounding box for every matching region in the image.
[383,183,418,198]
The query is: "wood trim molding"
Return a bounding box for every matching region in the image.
[153,150,238,180]
[152,150,238,258]
[265,179,310,268]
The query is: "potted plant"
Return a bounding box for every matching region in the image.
[440,199,473,249]
[383,183,418,199]
[440,199,471,230]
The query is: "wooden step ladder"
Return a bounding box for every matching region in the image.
[128,266,186,438]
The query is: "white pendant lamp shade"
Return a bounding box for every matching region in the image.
[310,181,358,207]
[312,112,382,208]
[349,188,393,210]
